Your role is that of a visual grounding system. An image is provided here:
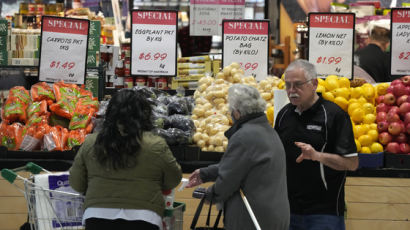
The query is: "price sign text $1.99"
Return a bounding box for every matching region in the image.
[316,56,342,65]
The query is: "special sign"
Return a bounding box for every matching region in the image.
[391,8,410,75]
[223,20,269,81]
[39,16,89,84]
[131,10,177,76]
[308,13,355,78]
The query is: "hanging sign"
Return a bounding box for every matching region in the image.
[131,10,177,76]
[190,0,219,36]
[391,8,410,75]
[222,20,269,80]
[190,0,244,36]
[308,13,355,78]
[39,16,89,84]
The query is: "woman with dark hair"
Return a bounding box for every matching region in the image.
[69,89,182,230]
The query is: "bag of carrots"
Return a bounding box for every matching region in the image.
[30,82,55,105]
[69,105,95,130]
[27,100,48,118]
[77,97,99,112]
[9,86,31,106]
[0,122,24,150]
[49,97,77,119]
[53,81,80,102]
[2,98,28,123]
[66,129,86,150]
[20,123,50,151]
[43,125,68,151]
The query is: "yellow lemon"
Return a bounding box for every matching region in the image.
[362,84,375,101]
[281,73,285,80]
[357,97,367,104]
[369,123,377,130]
[338,77,351,88]
[355,139,361,152]
[326,75,339,81]
[318,78,325,86]
[351,108,365,123]
[361,146,371,154]
[362,103,375,115]
[353,125,367,138]
[358,135,373,147]
[316,85,326,93]
[367,129,379,142]
[350,87,363,99]
[325,78,340,91]
[363,113,376,124]
[349,98,358,104]
[332,87,350,100]
[370,142,384,153]
[376,83,390,96]
[334,97,349,111]
[278,80,285,89]
[362,124,370,133]
[348,102,362,116]
[322,92,335,102]
[266,106,274,125]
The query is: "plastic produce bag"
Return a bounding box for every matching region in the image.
[0,122,24,150]
[166,114,195,132]
[27,100,48,118]
[43,125,68,151]
[9,86,31,105]
[30,82,55,104]
[96,100,109,117]
[69,105,95,130]
[53,81,80,102]
[67,129,86,150]
[20,123,50,151]
[49,97,77,119]
[167,96,189,115]
[153,128,192,145]
[2,98,28,123]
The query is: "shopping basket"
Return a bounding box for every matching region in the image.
[163,202,186,230]
[1,162,84,230]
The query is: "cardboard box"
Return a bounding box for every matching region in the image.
[87,51,99,67]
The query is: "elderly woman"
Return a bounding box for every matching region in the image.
[187,84,290,230]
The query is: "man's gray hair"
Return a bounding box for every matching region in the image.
[228,84,266,116]
[284,59,317,81]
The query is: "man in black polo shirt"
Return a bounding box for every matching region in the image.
[275,59,358,230]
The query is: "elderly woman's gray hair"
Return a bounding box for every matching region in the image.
[284,59,317,81]
[228,84,266,116]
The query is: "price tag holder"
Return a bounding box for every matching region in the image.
[308,13,355,79]
[390,8,410,76]
[222,20,269,81]
[190,0,219,36]
[131,10,177,76]
[39,16,90,84]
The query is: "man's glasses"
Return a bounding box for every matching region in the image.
[285,79,312,90]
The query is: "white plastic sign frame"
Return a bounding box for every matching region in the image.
[131,10,178,76]
[308,12,355,79]
[39,16,90,84]
[222,19,270,81]
[390,8,410,76]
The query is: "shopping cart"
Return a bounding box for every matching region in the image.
[1,162,84,230]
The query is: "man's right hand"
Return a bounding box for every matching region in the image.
[186,169,203,188]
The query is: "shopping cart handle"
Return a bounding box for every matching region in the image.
[1,169,17,184]
[26,162,43,174]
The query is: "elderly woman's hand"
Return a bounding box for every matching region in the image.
[186,169,203,188]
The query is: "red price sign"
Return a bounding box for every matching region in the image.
[239,62,258,71]
[50,61,75,70]
[138,52,168,61]
[316,56,342,65]
[398,52,410,60]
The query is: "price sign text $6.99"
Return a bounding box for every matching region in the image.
[139,52,167,61]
